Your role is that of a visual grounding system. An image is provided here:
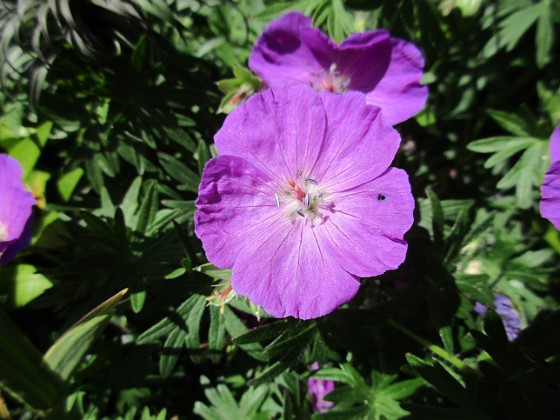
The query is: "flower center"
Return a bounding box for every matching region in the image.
[310,63,350,93]
[274,172,327,222]
[0,221,8,242]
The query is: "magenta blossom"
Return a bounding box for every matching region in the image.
[249,12,428,126]
[0,154,36,265]
[541,126,560,229]
[195,86,414,319]
[308,362,334,413]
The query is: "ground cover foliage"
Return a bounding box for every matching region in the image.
[0,0,559,418]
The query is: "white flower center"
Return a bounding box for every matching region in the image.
[0,221,8,242]
[310,63,350,93]
[274,172,328,222]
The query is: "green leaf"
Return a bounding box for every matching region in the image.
[8,138,42,177]
[223,306,267,361]
[135,180,159,233]
[486,109,531,137]
[131,35,148,72]
[0,264,52,309]
[57,167,84,202]
[405,355,471,407]
[535,0,553,68]
[383,378,423,400]
[43,289,128,381]
[426,187,444,250]
[158,152,200,193]
[0,308,66,409]
[499,4,540,52]
[253,0,307,20]
[137,294,203,344]
[197,140,210,176]
[159,328,184,377]
[262,321,317,358]
[208,305,226,363]
[467,136,537,154]
[233,318,297,344]
[130,290,146,314]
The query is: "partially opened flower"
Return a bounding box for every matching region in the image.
[541,126,560,229]
[0,154,36,265]
[195,86,414,319]
[475,293,521,342]
[249,12,428,125]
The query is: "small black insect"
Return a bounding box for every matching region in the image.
[377,194,386,201]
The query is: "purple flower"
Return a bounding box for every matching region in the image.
[541,126,560,229]
[248,12,428,126]
[475,293,521,342]
[194,86,414,319]
[0,154,36,265]
[308,362,334,413]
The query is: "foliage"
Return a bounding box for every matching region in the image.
[0,0,559,418]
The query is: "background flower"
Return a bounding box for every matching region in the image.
[195,85,414,319]
[248,12,428,125]
[540,126,560,229]
[307,362,334,413]
[475,293,521,342]
[0,154,36,265]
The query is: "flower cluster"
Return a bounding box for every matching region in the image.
[249,12,428,125]
[0,154,36,265]
[195,13,421,319]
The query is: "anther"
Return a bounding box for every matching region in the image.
[297,210,305,217]
[274,194,280,209]
[304,178,318,185]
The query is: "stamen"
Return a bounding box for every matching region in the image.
[274,194,280,209]
[303,193,311,209]
[304,178,318,185]
[297,210,305,217]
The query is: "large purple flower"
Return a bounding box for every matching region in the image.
[0,154,36,265]
[541,126,560,229]
[249,12,428,126]
[195,86,414,319]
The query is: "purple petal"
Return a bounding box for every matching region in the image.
[231,220,360,319]
[319,168,414,277]
[249,12,332,86]
[0,154,35,265]
[336,31,392,92]
[363,37,428,125]
[195,155,282,268]
[215,85,328,181]
[540,160,560,229]
[541,126,560,229]
[308,364,335,413]
[313,91,402,191]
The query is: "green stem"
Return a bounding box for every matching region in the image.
[387,319,471,372]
